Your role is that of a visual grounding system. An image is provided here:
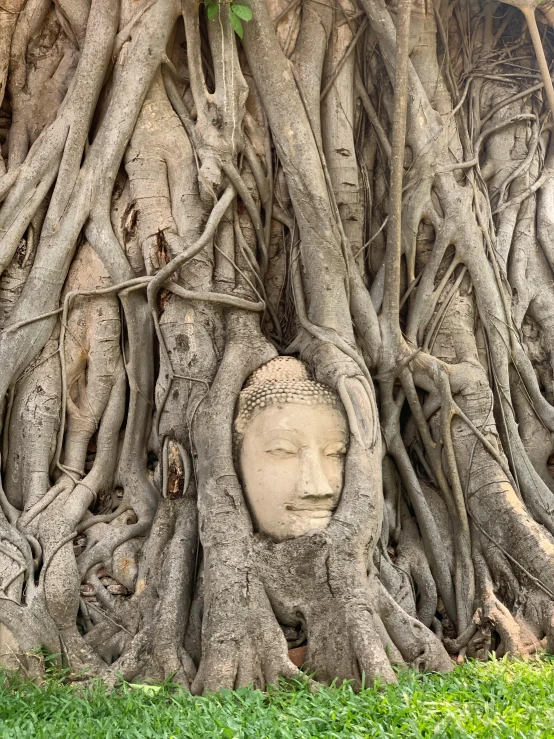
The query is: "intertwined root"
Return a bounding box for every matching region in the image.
[2,0,554,694]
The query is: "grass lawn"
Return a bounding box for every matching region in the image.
[0,655,553,738]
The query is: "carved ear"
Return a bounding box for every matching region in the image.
[338,376,379,450]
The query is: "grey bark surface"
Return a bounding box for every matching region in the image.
[1,0,554,691]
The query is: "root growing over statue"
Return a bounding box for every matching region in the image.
[1,0,554,692]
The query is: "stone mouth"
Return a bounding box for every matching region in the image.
[288,507,333,518]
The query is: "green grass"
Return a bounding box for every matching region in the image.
[1,656,554,738]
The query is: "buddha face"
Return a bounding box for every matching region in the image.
[239,402,348,541]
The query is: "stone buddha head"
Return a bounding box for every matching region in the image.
[234,357,348,541]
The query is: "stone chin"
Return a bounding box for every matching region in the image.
[286,510,334,538]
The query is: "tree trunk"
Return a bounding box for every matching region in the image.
[1,0,554,691]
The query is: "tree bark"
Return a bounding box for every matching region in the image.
[1,0,554,691]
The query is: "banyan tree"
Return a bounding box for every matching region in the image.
[1,0,554,693]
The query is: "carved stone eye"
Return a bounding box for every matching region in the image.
[263,440,298,457]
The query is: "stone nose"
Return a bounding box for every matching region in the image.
[296,448,333,499]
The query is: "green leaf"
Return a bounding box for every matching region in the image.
[229,11,243,38]
[206,2,219,20]
[127,684,162,695]
[231,4,252,21]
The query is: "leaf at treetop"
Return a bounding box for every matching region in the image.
[229,11,243,37]
[207,2,219,20]
[231,4,253,21]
